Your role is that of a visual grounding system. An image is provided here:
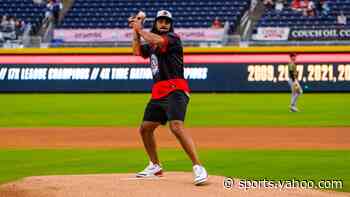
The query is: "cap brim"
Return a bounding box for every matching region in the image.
[155,16,172,22]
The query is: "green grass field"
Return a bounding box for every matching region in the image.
[0,93,349,127]
[0,149,349,192]
[0,93,349,192]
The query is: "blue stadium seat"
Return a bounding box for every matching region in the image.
[57,0,250,29]
[256,0,347,30]
[0,0,45,28]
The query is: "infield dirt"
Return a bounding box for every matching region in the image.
[0,127,349,197]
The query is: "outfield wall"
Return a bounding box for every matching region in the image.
[0,47,349,92]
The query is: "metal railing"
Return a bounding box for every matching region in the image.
[247,40,350,46]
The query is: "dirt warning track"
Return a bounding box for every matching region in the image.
[0,127,349,149]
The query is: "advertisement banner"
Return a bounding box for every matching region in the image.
[54,28,225,43]
[252,27,290,41]
[54,29,119,42]
[175,28,225,42]
[0,54,350,92]
[289,28,350,41]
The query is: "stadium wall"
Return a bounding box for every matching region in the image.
[0,47,350,92]
[2,46,350,54]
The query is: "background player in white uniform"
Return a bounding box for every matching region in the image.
[288,53,303,112]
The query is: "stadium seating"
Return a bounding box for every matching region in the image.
[0,0,45,28]
[256,0,350,29]
[58,0,250,30]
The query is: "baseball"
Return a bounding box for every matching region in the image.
[136,11,146,20]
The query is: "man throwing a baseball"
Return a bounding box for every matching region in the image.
[288,53,303,112]
[128,10,208,185]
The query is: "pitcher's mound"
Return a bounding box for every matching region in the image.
[0,172,348,197]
